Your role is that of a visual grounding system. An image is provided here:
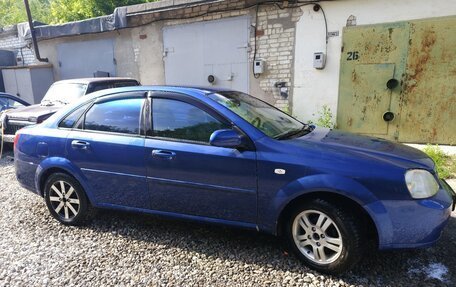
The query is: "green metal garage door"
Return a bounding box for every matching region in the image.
[338,17,456,144]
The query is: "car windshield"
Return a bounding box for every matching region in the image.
[209,91,310,139]
[41,83,88,106]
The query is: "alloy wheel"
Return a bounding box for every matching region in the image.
[292,210,343,264]
[48,181,80,220]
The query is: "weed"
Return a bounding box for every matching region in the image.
[422,145,456,179]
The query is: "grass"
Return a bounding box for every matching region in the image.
[422,145,456,179]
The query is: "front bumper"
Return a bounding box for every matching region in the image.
[365,185,453,250]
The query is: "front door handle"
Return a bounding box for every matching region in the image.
[71,140,90,150]
[152,149,176,160]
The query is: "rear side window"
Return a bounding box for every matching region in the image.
[152,98,229,143]
[91,83,112,92]
[114,81,139,87]
[84,98,143,135]
[59,103,90,128]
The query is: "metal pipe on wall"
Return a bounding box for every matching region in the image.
[23,0,48,62]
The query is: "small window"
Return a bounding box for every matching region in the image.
[7,99,25,109]
[59,103,91,128]
[91,83,112,93]
[152,98,229,143]
[114,81,139,88]
[84,98,143,135]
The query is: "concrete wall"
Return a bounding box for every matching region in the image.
[293,0,456,123]
[38,24,165,85]
[36,0,302,110]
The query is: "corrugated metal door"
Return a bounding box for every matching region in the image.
[57,39,116,79]
[163,16,250,93]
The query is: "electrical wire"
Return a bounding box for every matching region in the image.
[318,4,329,57]
[252,4,260,79]
[251,1,323,77]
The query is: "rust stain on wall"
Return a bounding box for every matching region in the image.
[404,28,437,95]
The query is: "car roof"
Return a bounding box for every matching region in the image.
[52,77,139,85]
[80,85,237,102]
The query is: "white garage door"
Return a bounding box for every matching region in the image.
[163,16,250,93]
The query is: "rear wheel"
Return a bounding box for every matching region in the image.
[44,173,92,225]
[285,198,365,274]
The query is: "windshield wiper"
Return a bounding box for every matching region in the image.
[275,125,313,140]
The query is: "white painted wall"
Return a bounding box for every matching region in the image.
[292,0,456,122]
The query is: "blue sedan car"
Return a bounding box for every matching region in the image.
[14,86,455,273]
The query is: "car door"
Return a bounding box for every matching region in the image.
[64,92,149,209]
[145,92,258,223]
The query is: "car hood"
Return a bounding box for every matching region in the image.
[289,127,435,170]
[5,104,61,122]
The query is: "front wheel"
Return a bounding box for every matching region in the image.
[285,199,365,274]
[44,173,93,226]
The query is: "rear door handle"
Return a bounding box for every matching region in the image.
[152,149,176,160]
[71,140,90,150]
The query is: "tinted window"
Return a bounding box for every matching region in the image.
[152,99,229,143]
[91,83,112,92]
[114,81,139,88]
[59,103,91,128]
[84,98,143,135]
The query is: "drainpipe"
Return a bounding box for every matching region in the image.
[23,0,48,62]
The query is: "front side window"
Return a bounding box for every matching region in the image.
[59,103,91,128]
[209,91,310,140]
[84,98,143,135]
[152,98,229,143]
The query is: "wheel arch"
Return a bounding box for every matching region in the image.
[35,157,94,204]
[276,191,380,248]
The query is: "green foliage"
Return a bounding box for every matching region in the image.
[308,105,335,128]
[422,145,456,179]
[0,0,52,27]
[0,0,157,27]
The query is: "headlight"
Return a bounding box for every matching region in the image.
[405,169,439,199]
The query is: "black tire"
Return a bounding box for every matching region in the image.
[44,172,93,226]
[284,198,365,274]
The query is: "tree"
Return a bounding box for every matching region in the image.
[0,0,51,27]
[50,0,157,24]
[0,0,157,27]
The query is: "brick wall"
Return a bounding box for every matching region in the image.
[0,26,37,66]
[129,0,303,111]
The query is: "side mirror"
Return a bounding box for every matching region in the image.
[209,129,243,148]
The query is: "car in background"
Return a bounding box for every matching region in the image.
[13,86,455,274]
[0,93,30,112]
[1,78,140,143]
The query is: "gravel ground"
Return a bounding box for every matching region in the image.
[0,150,455,287]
